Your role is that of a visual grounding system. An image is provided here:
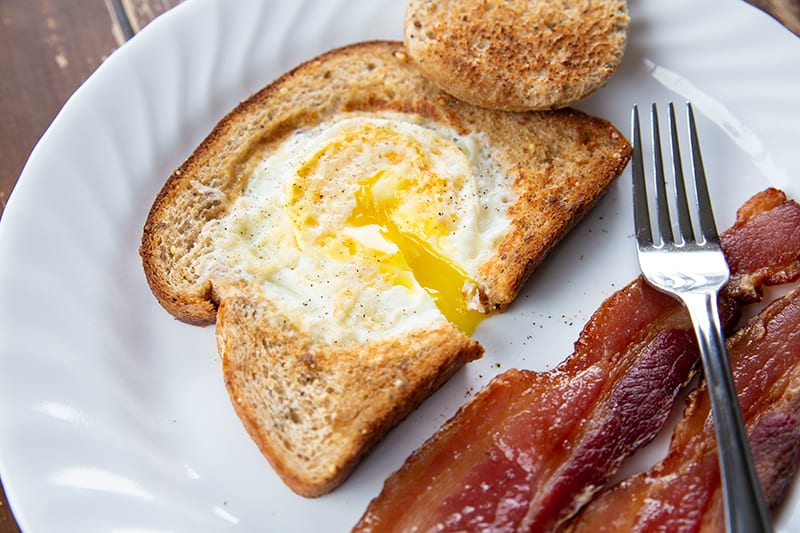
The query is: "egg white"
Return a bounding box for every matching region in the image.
[194,112,514,344]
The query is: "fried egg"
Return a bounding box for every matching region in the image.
[196,112,514,344]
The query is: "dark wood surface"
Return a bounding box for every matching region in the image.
[1,1,797,532]
[0,2,180,529]
[745,0,800,35]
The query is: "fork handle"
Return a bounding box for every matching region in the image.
[683,292,773,533]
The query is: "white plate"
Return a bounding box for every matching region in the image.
[1,0,799,531]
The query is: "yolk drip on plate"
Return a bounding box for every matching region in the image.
[286,119,488,334]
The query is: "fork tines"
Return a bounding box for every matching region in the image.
[631,102,720,249]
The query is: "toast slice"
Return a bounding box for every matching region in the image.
[404,0,629,111]
[140,41,631,497]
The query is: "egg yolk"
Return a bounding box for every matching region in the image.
[285,120,488,335]
[349,171,486,335]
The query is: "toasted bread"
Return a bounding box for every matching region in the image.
[140,41,631,497]
[404,0,629,111]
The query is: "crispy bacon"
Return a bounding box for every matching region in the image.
[566,287,800,533]
[722,187,800,301]
[352,189,800,533]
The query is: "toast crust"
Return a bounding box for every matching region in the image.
[139,41,631,496]
[404,0,629,111]
[218,295,482,497]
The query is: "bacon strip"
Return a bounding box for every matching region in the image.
[566,287,800,533]
[352,189,800,533]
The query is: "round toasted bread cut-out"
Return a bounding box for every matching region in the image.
[404,0,629,111]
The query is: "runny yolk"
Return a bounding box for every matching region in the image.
[349,171,487,335]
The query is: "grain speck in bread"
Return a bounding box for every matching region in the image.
[140,41,631,497]
[404,0,630,111]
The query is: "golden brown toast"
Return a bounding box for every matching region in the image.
[140,41,630,497]
[404,0,629,111]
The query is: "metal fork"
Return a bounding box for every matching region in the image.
[631,102,773,533]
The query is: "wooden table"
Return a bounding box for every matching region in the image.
[1,2,798,532]
[0,2,180,529]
